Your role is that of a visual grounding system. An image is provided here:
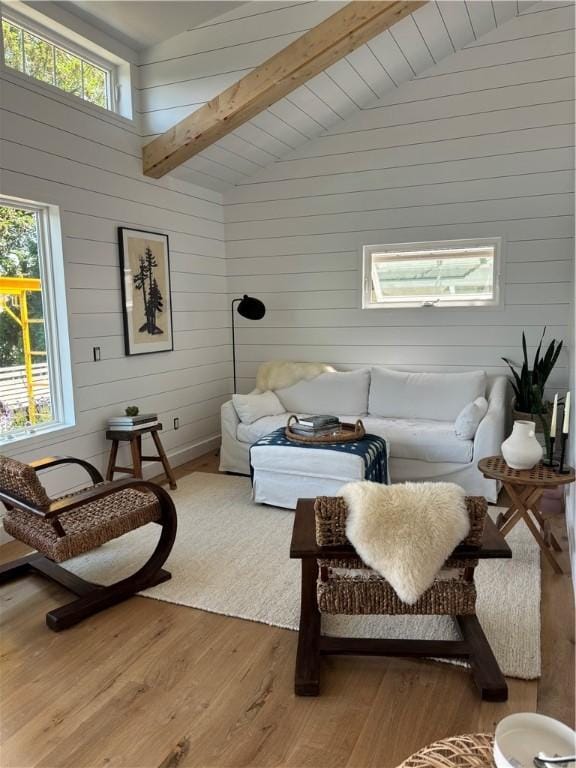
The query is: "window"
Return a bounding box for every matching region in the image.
[2,15,112,110]
[0,197,74,442]
[362,238,501,309]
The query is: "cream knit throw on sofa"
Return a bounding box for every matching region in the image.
[339,481,470,604]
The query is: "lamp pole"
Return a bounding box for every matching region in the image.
[231,295,266,395]
[231,297,241,394]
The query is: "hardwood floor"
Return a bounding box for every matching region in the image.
[0,451,573,768]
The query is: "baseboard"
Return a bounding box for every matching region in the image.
[141,434,221,480]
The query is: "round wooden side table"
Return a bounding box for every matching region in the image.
[478,456,575,575]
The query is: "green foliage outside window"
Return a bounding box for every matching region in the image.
[0,206,46,368]
[2,20,22,70]
[55,48,82,97]
[23,29,54,84]
[83,62,107,107]
[2,18,109,109]
[0,206,52,431]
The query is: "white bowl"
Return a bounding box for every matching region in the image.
[494,713,576,768]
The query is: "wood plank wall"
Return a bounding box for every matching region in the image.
[223,2,575,395]
[0,69,228,496]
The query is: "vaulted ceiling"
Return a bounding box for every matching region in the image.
[62,1,247,51]
[135,1,536,191]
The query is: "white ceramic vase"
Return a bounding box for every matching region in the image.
[501,420,543,470]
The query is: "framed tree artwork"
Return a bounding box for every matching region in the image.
[118,227,174,355]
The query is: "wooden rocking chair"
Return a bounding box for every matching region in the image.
[290,495,511,701]
[0,455,177,631]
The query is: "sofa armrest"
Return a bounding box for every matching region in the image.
[473,376,511,461]
[221,399,240,440]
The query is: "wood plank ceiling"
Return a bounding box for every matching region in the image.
[137,0,536,191]
[142,2,428,177]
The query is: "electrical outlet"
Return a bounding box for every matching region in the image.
[93,346,101,362]
[173,417,180,430]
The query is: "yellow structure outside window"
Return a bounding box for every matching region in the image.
[0,276,46,424]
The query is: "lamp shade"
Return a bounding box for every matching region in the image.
[237,294,266,320]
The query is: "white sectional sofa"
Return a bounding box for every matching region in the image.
[220,367,511,502]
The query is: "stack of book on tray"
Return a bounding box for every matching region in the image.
[107,413,159,431]
[291,414,340,437]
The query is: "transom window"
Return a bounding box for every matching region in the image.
[2,16,111,110]
[362,238,501,309]
[0,196,74,442]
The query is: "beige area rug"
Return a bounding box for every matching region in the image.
[67,472,541,679]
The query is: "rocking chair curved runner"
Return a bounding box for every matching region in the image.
[0,455,177,631]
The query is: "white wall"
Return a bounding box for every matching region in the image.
[223,3,574,397]
[0,67,228,496]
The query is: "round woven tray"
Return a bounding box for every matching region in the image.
[285,416,366,444]
[397,733,495,768]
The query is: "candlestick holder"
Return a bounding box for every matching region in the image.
[543,435,558,468]
[558,433,569,474]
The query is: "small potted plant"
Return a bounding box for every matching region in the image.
[502,328,563,452]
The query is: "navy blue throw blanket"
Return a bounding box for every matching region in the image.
[250,428,389,484]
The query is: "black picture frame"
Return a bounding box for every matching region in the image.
[118,227,174,356]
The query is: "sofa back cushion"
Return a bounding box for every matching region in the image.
[368,367,487,422]
[275,368,370,415]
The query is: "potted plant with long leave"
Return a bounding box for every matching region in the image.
[502,328,563,457]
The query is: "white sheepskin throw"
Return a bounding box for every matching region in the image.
[256,361,335,392]
[339,481,470,605]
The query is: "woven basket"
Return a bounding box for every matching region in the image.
[397,733,495,767]
[317,572,476,616]
[314,496,487,548]
[285,416,365,444]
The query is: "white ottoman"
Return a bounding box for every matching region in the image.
[251,443,369,509]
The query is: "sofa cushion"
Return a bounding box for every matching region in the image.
[238,414,472,465]
[237,414,361,445]
[275,369,370,416]
[362,417,474,464]
[237,414,291,444]
[368,368,486,422]
[232,391,285,424]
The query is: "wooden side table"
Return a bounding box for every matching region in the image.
[478,456,574,575]
[105,423,177,490]
[290,498,511,701]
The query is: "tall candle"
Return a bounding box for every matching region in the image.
[562,391,570,434]
[550,393,558,437]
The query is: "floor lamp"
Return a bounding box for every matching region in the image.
[231,295,266,393]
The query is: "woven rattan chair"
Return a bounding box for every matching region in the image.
[289,495,511,701]
[0,455,176,631]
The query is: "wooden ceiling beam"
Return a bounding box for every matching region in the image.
[142,1,427,178]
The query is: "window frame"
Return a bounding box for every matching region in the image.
[0,8,119,113]
[0,195,75,445]
[361,237,503,310]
